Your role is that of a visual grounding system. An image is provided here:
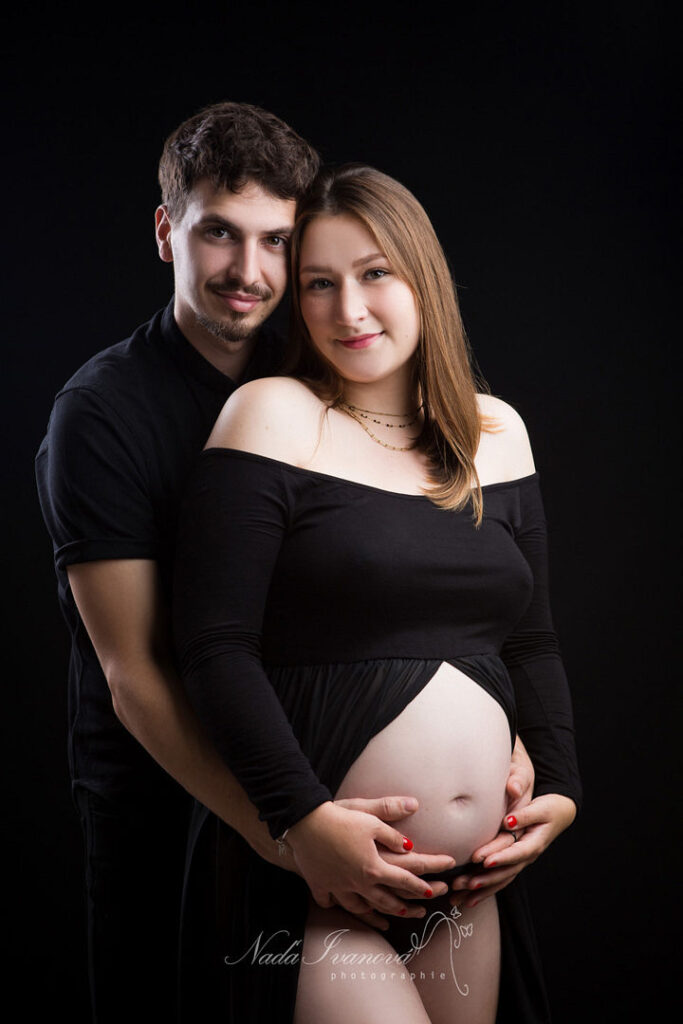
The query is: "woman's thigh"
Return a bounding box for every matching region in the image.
[294,896,500,1024]
[294,901,431,1024]
[403,897,500,1024]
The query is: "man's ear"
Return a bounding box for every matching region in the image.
[155,205,174,263]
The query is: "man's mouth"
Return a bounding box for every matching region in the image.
[214,290,263,313]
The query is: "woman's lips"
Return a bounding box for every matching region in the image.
[336,332,382,349]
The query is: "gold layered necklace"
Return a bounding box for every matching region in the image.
[338,401,423,451]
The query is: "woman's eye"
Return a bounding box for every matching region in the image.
[307,278,333,291]
[365,268,389,280]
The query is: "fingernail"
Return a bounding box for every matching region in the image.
[398,909,407,916]
[473,883,483,890]
[402,798,418,812]
[488,860,497,867]
[469,899,479,907]
[506,815,518,828]
[402,836,413,851]
[424,888,433,898]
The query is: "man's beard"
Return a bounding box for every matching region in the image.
[196,311,256,344]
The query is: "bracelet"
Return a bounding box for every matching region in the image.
[275,828,290,856]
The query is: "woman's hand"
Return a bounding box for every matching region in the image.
[286,800,452,918]
[449,730,533,885]
[450,793,577,908]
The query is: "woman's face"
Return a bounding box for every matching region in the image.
[297,214,420,387]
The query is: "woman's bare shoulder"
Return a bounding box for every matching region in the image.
[206,376,326,464]
[475,393,536,483]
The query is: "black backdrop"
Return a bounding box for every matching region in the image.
[5,4,678,1019]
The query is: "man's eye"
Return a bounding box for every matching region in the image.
[265,235,288,248]
[207,227,231,239]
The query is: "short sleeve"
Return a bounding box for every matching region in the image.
[501,478,583,808]
[35,387,159,569]
[173,450,333,838]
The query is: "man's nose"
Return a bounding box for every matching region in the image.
[228,240,260,286]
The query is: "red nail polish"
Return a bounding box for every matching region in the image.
[488,860,497,867]
[402,837,413,851]
[506,815,518,829]
[398,908,407,916]
[470,899,479,907]
[474,883,483,889]
[424,888,433,898]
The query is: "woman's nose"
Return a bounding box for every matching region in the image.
[335,282,367,326]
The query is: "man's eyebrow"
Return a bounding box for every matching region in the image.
[196,214,240,232]
[299,252,385,274]
[196,214,291,236]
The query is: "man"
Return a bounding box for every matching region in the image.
[37,102,536,1021]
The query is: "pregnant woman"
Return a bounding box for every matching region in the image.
[174,164,581,1023]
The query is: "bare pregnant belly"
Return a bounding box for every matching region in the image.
[334,662,511,864]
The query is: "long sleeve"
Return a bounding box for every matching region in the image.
[501,477,582,808]
[173,449,332,838]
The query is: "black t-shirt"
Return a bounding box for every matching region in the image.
[35,301,284,801]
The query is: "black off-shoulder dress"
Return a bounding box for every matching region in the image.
[174,448,581,1023]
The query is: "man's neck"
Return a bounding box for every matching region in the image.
[188,330,258,382]
[175,311,259,381]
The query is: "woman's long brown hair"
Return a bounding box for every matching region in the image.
[287,164,494,523]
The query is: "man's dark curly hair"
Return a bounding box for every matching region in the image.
[158,101,320,219]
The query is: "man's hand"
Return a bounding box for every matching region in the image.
[274,795,456,929]
[450,793,577,909]
[337,795,455,928]
[505,733,535,808]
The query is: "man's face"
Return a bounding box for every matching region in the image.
[156,179,296,361]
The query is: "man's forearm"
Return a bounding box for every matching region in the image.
[108,659,282,865]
